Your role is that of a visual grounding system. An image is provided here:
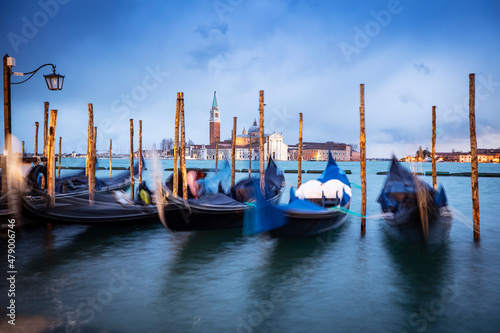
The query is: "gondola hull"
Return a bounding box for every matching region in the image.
[163,205,247,231]
[383,205,453,244]
[22,192,164,226]
[163,191,282,231]
[269,203,350,238]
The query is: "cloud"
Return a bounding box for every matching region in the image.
[398,90,424,107]
[195,21,228,39]
[413,63,434,75]
[187,21,230,69]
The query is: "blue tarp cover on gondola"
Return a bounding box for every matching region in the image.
[377,156,447,212]
[243,182,287,235]
[317,152,350,186]
[231,157,284,202]
[198,160,232,195]
[244,185,330,235]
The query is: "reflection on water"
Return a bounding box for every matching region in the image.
[168,229,245,270]
[381,235,462,333]
[240,226,347,332]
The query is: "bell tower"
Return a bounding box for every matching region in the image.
[209,91,220,144]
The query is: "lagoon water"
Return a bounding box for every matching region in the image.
[1,159,500,332]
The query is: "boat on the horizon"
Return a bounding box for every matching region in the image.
[423,157,432,162]
[377,156,453,243]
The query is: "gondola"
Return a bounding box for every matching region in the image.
[377,156,453,243]
[26,159,140,197]
[243,152,351,238]
[21,159,154,225]
[22,189,166,225]
[162,157,285,231]
[3,161,137,222]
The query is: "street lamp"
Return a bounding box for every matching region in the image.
[11,60,65,91]
[44,68,65,91]
[2,53,64,194]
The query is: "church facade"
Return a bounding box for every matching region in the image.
[266,131,288,161]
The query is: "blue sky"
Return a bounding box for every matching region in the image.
[1,0,499,158]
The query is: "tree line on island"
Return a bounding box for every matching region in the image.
[159,137,194,156]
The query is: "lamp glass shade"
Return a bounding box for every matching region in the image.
[44,73,64,90]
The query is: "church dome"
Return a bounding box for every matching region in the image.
[248,120,259,134]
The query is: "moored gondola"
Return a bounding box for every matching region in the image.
[244,152,351,238]
[377,156,453,243]
[26,159,140,197]
[22,190,163,225]
[20,159,158,225]
[162,157,285,231]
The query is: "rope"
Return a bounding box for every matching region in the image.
[0,190,15,203]
[449,206,480,232]
[328,206,390,219]
[243,199,388,220]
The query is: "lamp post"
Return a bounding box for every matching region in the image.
[2,53,64,195]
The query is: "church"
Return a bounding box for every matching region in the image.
[191,92,288,161]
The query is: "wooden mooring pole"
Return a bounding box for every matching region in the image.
[34,121,39,156]
[89,127,96,205]
[298,113,303,188]
[432,106,437,190]
[360,84,367,235]
[87,104,94,204]
[86,104,93,176]
[2,54,11,196]
[259,90,265,194]
[46,109,57,207]
[43,102,49,157]
[109,139,112,179]
[173,93,180,197]
[21,141,24,157]
[215,137,219,173]
[231,117,237,187]
[469,73,480,240]
[139,120,143,184]
[42,102,49,158]
[130,119,134,200]
[180,92,187,200]
[58,137,61,179]
[248,135,252,179]
[267,135,270,161]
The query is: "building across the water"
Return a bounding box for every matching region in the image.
[458,149,500,163]
[403,149,500,163]
[191,129,288,161]
[192,92,357,162]
[197,92,290,160]
[287,142,359,161]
